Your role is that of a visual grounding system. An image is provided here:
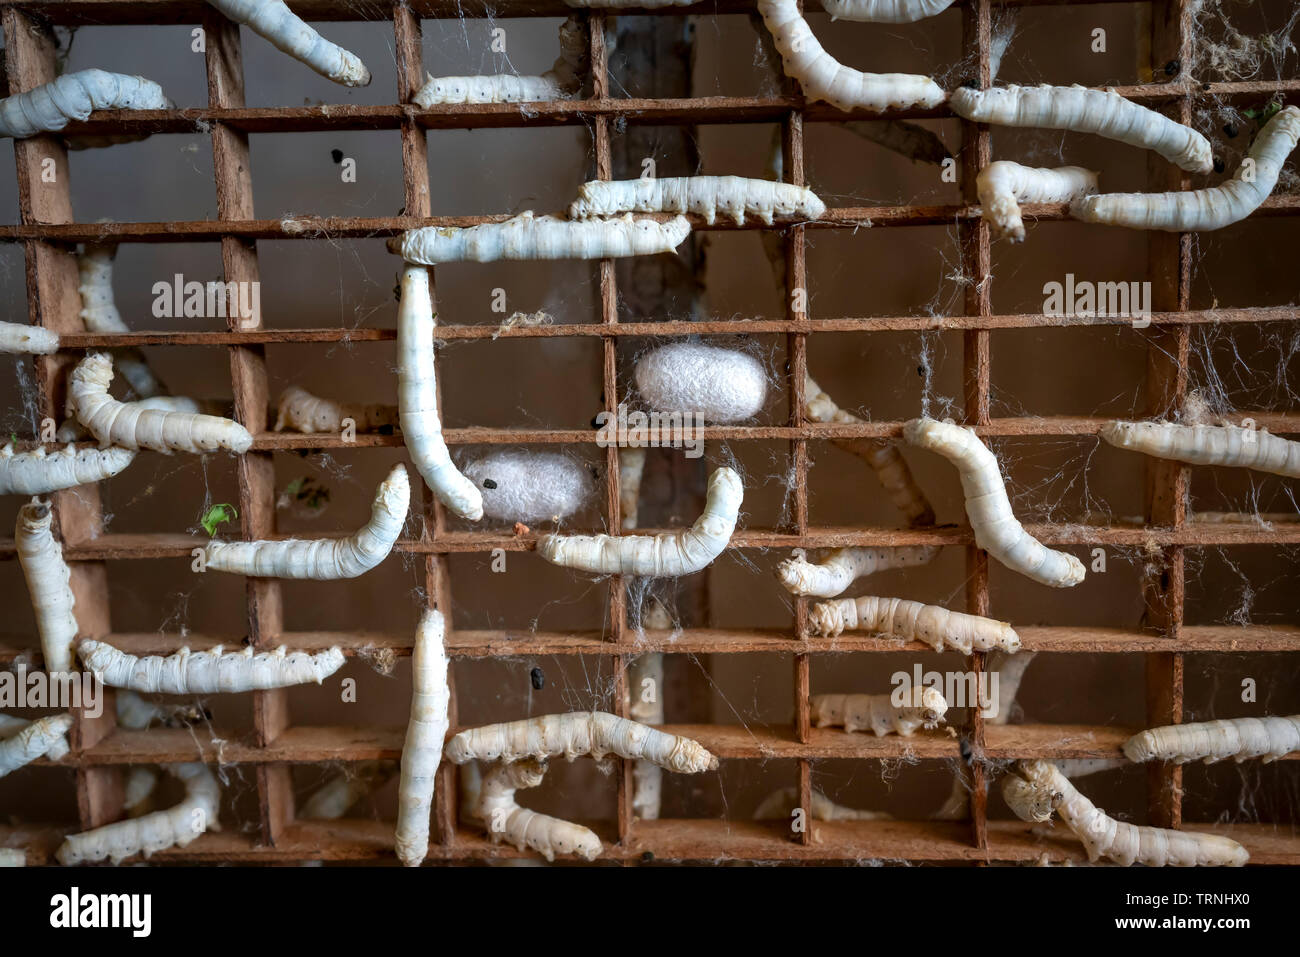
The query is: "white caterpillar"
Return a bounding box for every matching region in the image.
[754,787,889,821]
[629,600,671,820]
[77,244,166,399]
[0,714,72,776]
[56,396,210,444]
[56,763,221,865]
[0,321,58,354]
[446,712,719,773]
[811,687,948,736]
[904,417,1086,588]
[1100,420,1300,478]
[123,767,159,814]
[820,0,956,22]
[949,84,1213,174]
[808,595,1021,655]
[987,649,1035,724]
[0,443,135,496]
[1074,107,1300,231]
[78,639,345,693]
[757,0,945,113]
[1124,716,1300,765]
[115,690,205,730]
[274,385,399,435]
[619,446,647,531]
[396,266,482,521]
[204,464,408,579]
[563,0,691,5]
[414,16,587,106]
[0,69,171,140]
[300,762,394,820]
[395,609,450,867]
[68,353,253,454]
[569,176,826,226]
[204,0,369,87]
[0,713,70,762]
[777,545,939,598]
[16,501,79,675]
[976,162,1099,242]
[1002,760,1248,867]
[461,450,593,524]
[634,342,767,423]
[390,212,691,265]
[538,466,742,577]
[805,374,934,526]
[472,758,602,861]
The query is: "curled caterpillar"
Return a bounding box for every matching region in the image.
[78,639,345,694]
[77,244,166,399]
[57,763,221,865]
[537,466,742,577]
[757,0,946,113]
[123,767,160,815]
[0,713,70,763]
[68,353,252,454]
[16,501,79,675]
[274,385,399,435]
[204,464,409,579]
[777,545,939,598]
[0,443,136,496]
[0,321,58,354]
[976,162,1099,242]
[569,176,826,226]
[205,0,370,87]
[1002,760,1248,867]
[1124,716,1300,765]
[395,610,450,867]
[820,0,956,22]
[1100,420,1300,478]
[808,595,1021,655]
[949,84,1213,174]
[811,687,949,736]
[397,266,482,521]
[390,212,691,265]
[446,712,719,774]
[1074,107,1300,231]
[472,758,602,861]
[754,787,889,821]
[56,396,214,444]
[904,417,1085,588]
[414,16,587,106]
[0,714,73,777]
[0,69,171,140]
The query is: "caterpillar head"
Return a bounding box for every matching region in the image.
[1002,760,1064,823]
[898,686,949,729]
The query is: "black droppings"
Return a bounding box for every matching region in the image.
[1164,59,1180,77]
[330,148,344,164]
[483,478,498,489]
[641,851,655,862]
[916,365,925,376]
[376,424,395,435]
[530,666,545,690]
[1213,158,1226,174]
[1224,123,1239,138]
[961,77,979,89]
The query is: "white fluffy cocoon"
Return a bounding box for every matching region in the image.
[461,450,594,523]
[633,341,767,423]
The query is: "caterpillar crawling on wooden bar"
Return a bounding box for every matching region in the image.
[0,321,58,354]
[395,610,451,867]
[1100,420,1300,478]
[976,162,1099,242]
[203,464,409,579]
[0,70,171,141]
[274,385,399,435]
[820,0,956,22]
[811,687,949,736]
[471,758,602,861]
[569,176,827,226]
[808,595,1021,654]
[1124,716,1300,765]
[78,639,345,694]
[0,714,72,777]
[538,467,742,577]
[778,545,939,598]
[205,0,370,87]
[1,443,136,496]
[57,763,221,865]
[16,501,79,675]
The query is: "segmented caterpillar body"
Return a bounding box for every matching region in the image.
[78,639,345,693]
[811,687,949,736]
[569,176,826,226]
[976,162,1098,242]
[0,70,171,140]
[413,18,588,106]
[205,0,370,86]
[0,443,136,496]
[808,595,1021,655]
[16,502,79,675]
[820,0,956,22]
[0,321,58,354]
[77,244,166,399]
[1124,716,1300,765]
[274,385,399,435]
[754,787,889,821]
[395,610,450,867]
[777,545,939,598]
[1100,420,1300,478]
[473,759,602,861]
[0,714,73,777]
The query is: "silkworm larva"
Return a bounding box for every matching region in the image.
[301,761,395,820]
[78,639,345,694]
[204,464,408,579]
[16,501,79,675]
[777,545,939,598]
[123,767,159,814]
[949,84,1213,173]
[618,446,647,531]
[569,176,826,226]
[987,649,1035,724]
[56,396,207,444]
[446,711,719,773]
[635,342,767,423]
[808,595,1021,655]
[77,243,165,399]
[976,162,1099,242]
[414,74,564,107]
[0,714,73,777]
[1003,760,1248,867]
[0,443,136,496]
[461,450,593,524]
[205,0,370,87]
[274,385,399,435]
[0,69,171,140]
[115,690,206,731]
[757,0,946,113]
[1100,420,1300,478]
[0,848,24,866]
[805,374,934,526]
[821,0,954,21]
[0,321,58,354]
[537,466,742,577]
[57,762,221,865]
[1074,106,1300,231]
[1124,716,1300,765]
[811,687,949,736]
[627,649,666,821]
[904,417,1086,587]
[473,758,602,861]
[754,787,890,821]
[68,353,253,454]
[389,211,691,265]
[395,610,450,867]
[397,265,482,521]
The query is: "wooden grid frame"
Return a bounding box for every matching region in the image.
[1,0,1298,865]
